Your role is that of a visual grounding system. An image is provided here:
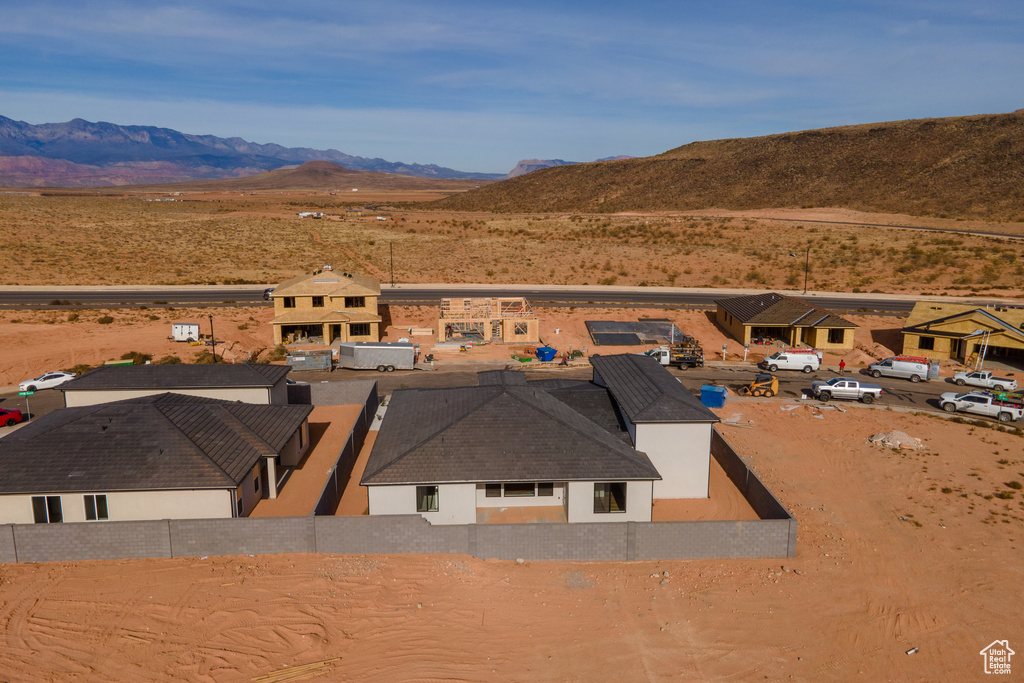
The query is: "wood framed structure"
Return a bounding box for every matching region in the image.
[438,297,540,343]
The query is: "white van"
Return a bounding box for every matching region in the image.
[868,356,939,383]
[758,348,822,373]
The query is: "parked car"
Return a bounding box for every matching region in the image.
[18,371,77,392]
[0,407,24,427]
[939,391,1024,422]
[811,377,883,403]
[953,370,1017,392]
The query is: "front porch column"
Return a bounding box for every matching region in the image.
[266,456,278,499]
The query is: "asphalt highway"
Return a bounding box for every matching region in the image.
[0,284,997,312]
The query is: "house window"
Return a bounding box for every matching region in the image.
[32,495,63,524]
[827,328,845,344]
[918,336,935,350]
[84,494,108,521]
[345,296,365,308]
[485,484,502,497]
[312,296,325,307]
[416,486,439,512]
[593,483,627,514]
[504,483,535,497]
[283,297,295,309]
[538,482,554,497]
[253,465,261,494]
[350,323,371,337]
[514,322,529,335]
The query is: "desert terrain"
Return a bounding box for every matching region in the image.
[0,400,1021,680]
[2,191,1023,297]
[2,184,1023,681]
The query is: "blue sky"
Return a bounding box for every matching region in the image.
[2,0,1022,173]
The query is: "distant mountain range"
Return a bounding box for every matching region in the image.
[0,115,633,187]
[0,116,505,187]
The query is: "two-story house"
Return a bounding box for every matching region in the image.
[270,269,382,346]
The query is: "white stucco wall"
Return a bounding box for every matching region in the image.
[367,483,477,525]
[566,480,653,523]
[635,422,712,498]
[64,386,272,407]
[0,488,233,525]
[475,483,565,508]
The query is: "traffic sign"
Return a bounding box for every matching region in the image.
[18,391,34,396]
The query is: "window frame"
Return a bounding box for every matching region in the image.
[416,485,439,513]
[350,322,371,337]
[485,484,502,498]
[283,296,296,309]
[345,296,366,309]
[827,328,845,344]
[32,495,63,524]
[503,483,536,497]
[593,482,627,514]
[917,335,935,351]
[84,494,108,521]
[311,295,325,308]
[537,482,554,497]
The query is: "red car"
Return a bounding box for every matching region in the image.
[0,407,24,427]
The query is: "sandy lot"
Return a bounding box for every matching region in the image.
[0,304,914,389]
[1,401,1022,680]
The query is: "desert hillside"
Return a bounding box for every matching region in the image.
[434,112,1024,220]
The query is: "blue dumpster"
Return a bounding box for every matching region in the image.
[700,384,727,408]
[536,346,558,362]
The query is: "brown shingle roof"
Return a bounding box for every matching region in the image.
[0,394,311,494]
[361,384,661,486]
[716,292,856,328]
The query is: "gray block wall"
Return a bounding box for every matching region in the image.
[475,523,629,561]
[0,525,17,563]
[12,520,172,563]
[315,516,468,555]
[170,517,316,558]
[0,430,796,564]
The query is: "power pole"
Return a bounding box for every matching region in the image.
[803,246,810,294]
[209,314,217,363]
[390,241,395,288]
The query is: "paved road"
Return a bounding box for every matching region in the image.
[3,284,1009,312]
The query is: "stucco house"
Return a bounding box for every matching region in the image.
[716,292,856,350]
[361,354,720,525]
[60,363,292,408]
[902,302,1024,367]
[270,269,382,346]
[0,393,312,525]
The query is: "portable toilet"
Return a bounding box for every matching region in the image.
[700,384,727,408]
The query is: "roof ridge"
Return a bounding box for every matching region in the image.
[504,387,659,474]
[361,387,503,481]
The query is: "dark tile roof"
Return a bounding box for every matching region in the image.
[715,292,856,328]
[477,370,527,386]
[590,354,720,424]
[0,394,311,494]
[361,384,661,486]
[61,363,292,392]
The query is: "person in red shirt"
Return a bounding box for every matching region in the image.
[839,359,846,375]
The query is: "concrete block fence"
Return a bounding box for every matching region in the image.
[0,428,796,564]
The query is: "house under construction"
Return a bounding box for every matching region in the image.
[438,297,540,344]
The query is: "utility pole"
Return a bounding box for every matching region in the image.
[209,314,217,363]
[803,246,810,294]
[390,242,395,288]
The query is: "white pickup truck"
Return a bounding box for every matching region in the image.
[953,370,1017,391]
[811,378,883,403]
[939,391,1024,422]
